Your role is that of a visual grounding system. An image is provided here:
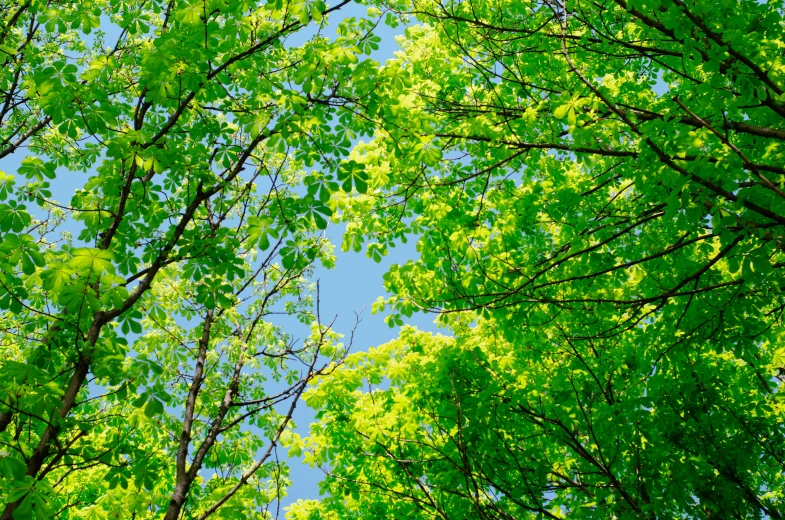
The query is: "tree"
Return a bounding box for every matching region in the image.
[0,0,382,517]
[294,0,785,518]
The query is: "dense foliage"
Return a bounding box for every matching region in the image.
[292,0,785,518]
[0,0,383,517]
[3,0,785,518]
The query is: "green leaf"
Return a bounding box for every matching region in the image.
[69,248,114,274]
[144,397,164,418]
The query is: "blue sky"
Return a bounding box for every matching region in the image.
[275,5,442,506]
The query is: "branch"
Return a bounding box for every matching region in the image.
[0,116,52,159]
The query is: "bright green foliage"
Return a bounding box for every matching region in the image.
[5,0,785,517]
[299,318,785,519]
[294,0,785,518]
[0,0,381,517]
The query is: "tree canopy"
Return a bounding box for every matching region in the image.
[2,0,785,518]
[0,0,381,517]
[291,0,785,518]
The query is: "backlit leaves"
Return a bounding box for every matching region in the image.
[295,0,785,519]
[0,0,373,516]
